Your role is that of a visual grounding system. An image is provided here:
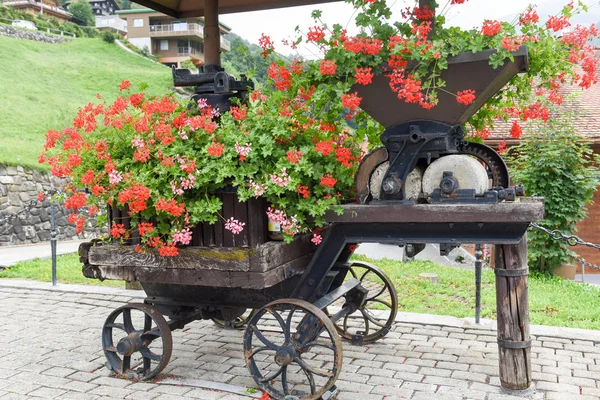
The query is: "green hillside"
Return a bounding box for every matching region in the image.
[0,37,172,169]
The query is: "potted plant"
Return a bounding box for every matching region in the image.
[40,0,598,256]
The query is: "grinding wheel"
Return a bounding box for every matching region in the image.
[370,162,423,200]
[422,155,489,196]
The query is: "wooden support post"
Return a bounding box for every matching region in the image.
[204,0,221,67]
[494,234,532,391]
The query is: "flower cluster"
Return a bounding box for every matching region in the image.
[42,0,599,255]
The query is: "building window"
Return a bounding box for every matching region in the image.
[160,40,168,50]
[133,18,144,28]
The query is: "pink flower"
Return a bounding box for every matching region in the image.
[250,180,267,197]
[197,98,208,109]
[225,217,245,234]
[178,130,188,140]
[170,181,184,195]
[131,136,144,148]
[267,207,286,223]
[181,175,195,190]
[108,171,123,185]
[311,233,322,245]
[282,215,299,236]
[173,228,192,245]
[270,168,291,187]
[235,142,252,160]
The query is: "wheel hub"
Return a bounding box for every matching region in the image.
[274,346,295,367]
[117,333,141,356]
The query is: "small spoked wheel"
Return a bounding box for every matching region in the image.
[102,303,172,381]
[244,299,342,400]
[333,261,398,344]
[212,309,258,329]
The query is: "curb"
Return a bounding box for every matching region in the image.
[1,278,600,342]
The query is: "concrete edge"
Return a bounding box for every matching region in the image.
[1,278,600,342]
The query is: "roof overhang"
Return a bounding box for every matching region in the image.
[129,0,340,18]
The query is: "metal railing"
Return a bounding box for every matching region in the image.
[149,23,203,37]
[0,17,76,37]
[177,47,202,57]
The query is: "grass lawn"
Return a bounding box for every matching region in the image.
[0,253,124,288]
[353,255,600,331]
[0,36,172,169]
[2,252,599,330]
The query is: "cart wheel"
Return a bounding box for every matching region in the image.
[244,299,342,400]
[332,261,398,344]
[212,309,258,329]
[102,303,172,381]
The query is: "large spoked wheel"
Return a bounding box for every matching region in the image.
[212,309,258,329]
[244,299,342,400]
[333,261,398,344]
[102,303,172,381]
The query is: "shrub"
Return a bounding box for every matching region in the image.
[507,110,599,273]
[101,30,116,44]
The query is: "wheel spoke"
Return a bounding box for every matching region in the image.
[143,356,151,373]
[361,308,387,328]
[259,366,283,383]
[370,298,393,309]
[360,309,370,337]
[122,355,131,372]
[249,324,280,351]
[284,306,296,345]
[140,347,162,361]
[295,356,333,378]
[268,310,287,336]
[104,345,117,352]
[248,346,272,359]
[141,328,161,340]
[144,314,152,332]
[123,309,135,334]
[366,284,387,302]
[303,340,335,352]
[359,268,372,282]
[281,366,289,395]
[302,364,316,395]
[106,323,126,331]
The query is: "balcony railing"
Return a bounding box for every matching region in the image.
[150,23,203,38]
[178,47,202,57]
[221,37,230,51]
[150,23,231,50]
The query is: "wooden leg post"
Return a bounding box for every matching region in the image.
[494,234,532,391]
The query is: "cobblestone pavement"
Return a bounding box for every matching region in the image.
[1,282,600,400]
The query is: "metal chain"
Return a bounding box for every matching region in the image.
[530,222,600,271]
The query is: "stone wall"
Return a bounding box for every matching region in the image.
[0,165,105,246]
[0,25,71,44]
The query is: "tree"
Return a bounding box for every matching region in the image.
[68,0,94,26]
[507,109,599,273]
[115,0,131,10]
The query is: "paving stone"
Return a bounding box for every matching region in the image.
[558,375,597,387]
[418,367,452,378]
[450,370,488,383]
[4,284,600,400]
[27,387,68,398]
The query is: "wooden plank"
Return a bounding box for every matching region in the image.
[214,192,224,247]
[247,197,268,247]
[222,192,235,247]
[494,235,532,390]
[191,225,203,246]
[250,233,315,272]
[325,199,544,224]
[202,221,215,247]
[233,195,249,247]
[88,244,253,271]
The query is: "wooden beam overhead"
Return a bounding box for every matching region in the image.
[129,0,340,18]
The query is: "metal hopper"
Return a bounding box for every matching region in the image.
[354,47,529,128]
